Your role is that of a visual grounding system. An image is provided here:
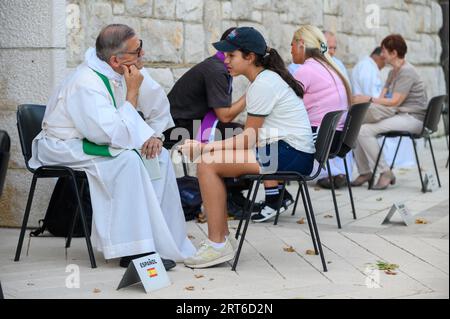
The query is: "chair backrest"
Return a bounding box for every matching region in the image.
[334,102,371,157]
[0,130,11,197]
[314,110,344,167]
[422,95,447,136]
[16,104,46,169]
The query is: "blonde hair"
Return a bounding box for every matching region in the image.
[293,25,352,107]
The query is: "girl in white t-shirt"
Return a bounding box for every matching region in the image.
[179,27,315,269]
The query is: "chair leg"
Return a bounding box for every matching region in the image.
[369,136,387,189]
[303,182,327,272]
[14,175,38,262]
[428,137,441,188]
[442,113,449,150]
[412,139,426,193]
[326,160,342,229]
[390,137,402,170]
[70,173,96,268]
[273,181,287,226]
[232,178,262,271]
[343,157,357,220]
[236,180,255,240]
[299,181,318,255]
[66,179,85,249]
[291,186,301,216]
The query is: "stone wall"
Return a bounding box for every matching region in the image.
[0,0,446,227]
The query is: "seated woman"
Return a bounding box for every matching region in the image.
[179,27,315,269]
[291,25,352,189]
[352,34,427,190]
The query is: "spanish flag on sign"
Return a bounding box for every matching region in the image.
[147,267,157,278]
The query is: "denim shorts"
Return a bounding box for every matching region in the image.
[256,140,314,175]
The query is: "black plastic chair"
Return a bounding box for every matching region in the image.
[368,95,447,192]
[14,104,96,268]
[0,130,10,197]
[315,103,371,229]
[233,110,344,272]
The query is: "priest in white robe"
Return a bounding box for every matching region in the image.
[29,24,196,267]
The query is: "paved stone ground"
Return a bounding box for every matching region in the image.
[0,137,448,299]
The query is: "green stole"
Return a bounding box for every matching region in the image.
[82,70,119,157]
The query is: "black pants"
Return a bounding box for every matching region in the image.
[164,119,249,193]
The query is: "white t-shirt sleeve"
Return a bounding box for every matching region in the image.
[246,79,277,117]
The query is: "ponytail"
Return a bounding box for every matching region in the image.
[240,48,304,98]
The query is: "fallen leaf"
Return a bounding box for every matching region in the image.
[324,214,333,219]
[187,234,195,240]
[26,283,35,286]
[185,286,195,291]
[376,260,399,271]
[283,246,296,253]
[306,249,316,255]
[384,270,398,275]
[296,218,305,224]
[209,278,215,281]
[93,288,101,293]
[314,187,321,191]
[194,274,204,279]
[415,217,428,224]
[376,197,383,201]
[327,261,332,264]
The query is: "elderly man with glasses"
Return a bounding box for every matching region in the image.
[29,24,196,270]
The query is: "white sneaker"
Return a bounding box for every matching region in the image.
[184,238,235,269]
[251,205,286,223]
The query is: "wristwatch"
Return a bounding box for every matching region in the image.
[154,133,165,142]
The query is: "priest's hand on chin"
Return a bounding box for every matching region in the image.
[141,136,163,159]
[122,64,143,107]
[177,139,204,162]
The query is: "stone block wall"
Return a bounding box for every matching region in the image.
[0,0,446,227]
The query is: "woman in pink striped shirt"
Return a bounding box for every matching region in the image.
[291,25,352,188]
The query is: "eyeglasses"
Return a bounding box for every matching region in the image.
[119,39,143,56]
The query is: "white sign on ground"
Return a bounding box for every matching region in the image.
[424,172,439,192]
[117,253,171,293]
[382,202,414,226]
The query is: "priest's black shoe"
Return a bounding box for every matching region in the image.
[119,253,176,271]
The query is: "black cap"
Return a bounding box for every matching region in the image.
[212,27,267,56]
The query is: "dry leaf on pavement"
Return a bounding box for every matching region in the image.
[296,218,305,224]
[93,288,101,293]
[415,217,428,224]
[283,246,296,253]
[384,270,398,275]
[324,214,333,219]
[185,286,195,291]
[306,249,316,255]
[194,274,204,279]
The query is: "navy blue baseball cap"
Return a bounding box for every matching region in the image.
[212,27,267,56]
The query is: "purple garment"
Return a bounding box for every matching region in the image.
[195,110,219,143]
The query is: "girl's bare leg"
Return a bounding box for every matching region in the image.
[196,149,260,243]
